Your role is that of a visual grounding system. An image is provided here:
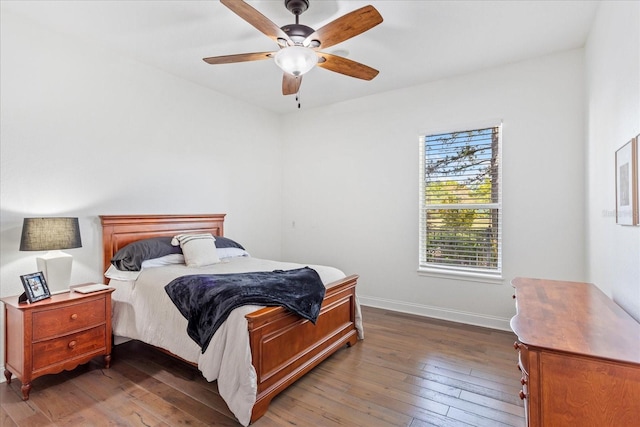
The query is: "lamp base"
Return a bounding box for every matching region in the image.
[36,250,73,294]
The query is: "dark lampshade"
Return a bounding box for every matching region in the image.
[20,217,82,251]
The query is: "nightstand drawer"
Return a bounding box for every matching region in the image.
[32,325,106,371]
[32,298,105,341]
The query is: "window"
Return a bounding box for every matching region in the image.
[419,124,502,276]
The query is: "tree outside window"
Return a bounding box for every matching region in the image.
[419,125,502,274]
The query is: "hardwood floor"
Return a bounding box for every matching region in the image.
[1,306,525,426]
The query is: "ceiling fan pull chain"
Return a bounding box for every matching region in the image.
[296,93,301,109]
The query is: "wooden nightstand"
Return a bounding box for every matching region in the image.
[1,286,114,400]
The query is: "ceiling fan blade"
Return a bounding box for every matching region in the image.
[304,5,383,50]
[317,53,379,80]
[203,52,274,65]
[282,73,302,95]
[220,0,292,45]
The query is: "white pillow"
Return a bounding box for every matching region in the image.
[216,247,250,259]
[141,254,185,268]
[104,264,141,281]
[171,233,220,267]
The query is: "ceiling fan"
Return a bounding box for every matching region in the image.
[203,0,383,98]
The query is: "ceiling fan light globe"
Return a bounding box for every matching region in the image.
[274,46,318,77]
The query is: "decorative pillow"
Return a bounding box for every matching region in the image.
[172,233,220,267]
[111,237,182,271]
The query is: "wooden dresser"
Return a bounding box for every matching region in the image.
[510,277,640,426]
[2,287,114,400]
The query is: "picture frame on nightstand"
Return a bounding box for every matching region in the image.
[20,271,51,303]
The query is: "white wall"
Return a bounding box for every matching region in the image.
[281,50,586,330]
[0,10,283,368]
[585,1,640,321]
[4,0,635,381]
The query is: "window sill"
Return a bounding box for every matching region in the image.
[417,267,504,285]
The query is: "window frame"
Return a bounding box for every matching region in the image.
[418,122,503,282]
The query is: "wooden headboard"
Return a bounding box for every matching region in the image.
[100,214,226,274]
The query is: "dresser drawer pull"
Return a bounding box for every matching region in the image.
[513,341,520,350]
[68,340,77,349]
[519,390,527,400]
[520,377,527,385]
[70,313,78,320]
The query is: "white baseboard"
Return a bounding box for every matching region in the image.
[358,295,512,332]
[0,365,6,383]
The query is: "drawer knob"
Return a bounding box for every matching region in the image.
[520,377,527,385]
[513,341,520,350]
[70,313,78,320]
[68,340,77,349]
[519,390,527,400]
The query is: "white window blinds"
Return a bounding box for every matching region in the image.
[419,125,502,274]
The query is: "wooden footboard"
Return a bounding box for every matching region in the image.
[247,274,359,422]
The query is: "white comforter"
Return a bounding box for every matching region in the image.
[108,257,363,426]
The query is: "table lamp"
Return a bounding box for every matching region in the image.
[20,217,82,294]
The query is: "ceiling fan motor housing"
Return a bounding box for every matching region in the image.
[281,24,318,46]
[282,0,319,46]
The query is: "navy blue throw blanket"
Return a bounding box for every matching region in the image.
[164,267,326,353]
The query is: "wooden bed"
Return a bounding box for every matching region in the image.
[100,214,359,424]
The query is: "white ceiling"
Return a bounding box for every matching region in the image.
[3,0,599,114]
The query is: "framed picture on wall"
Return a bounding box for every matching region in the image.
[637,133,640,224]
[615,137,638,225]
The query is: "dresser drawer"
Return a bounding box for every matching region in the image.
[32,325,106,371]
[32,298,105,341]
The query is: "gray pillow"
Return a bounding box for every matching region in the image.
[214,236,245,250]
[111,237,181,271]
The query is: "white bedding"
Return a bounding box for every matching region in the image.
[108,256,363,426]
